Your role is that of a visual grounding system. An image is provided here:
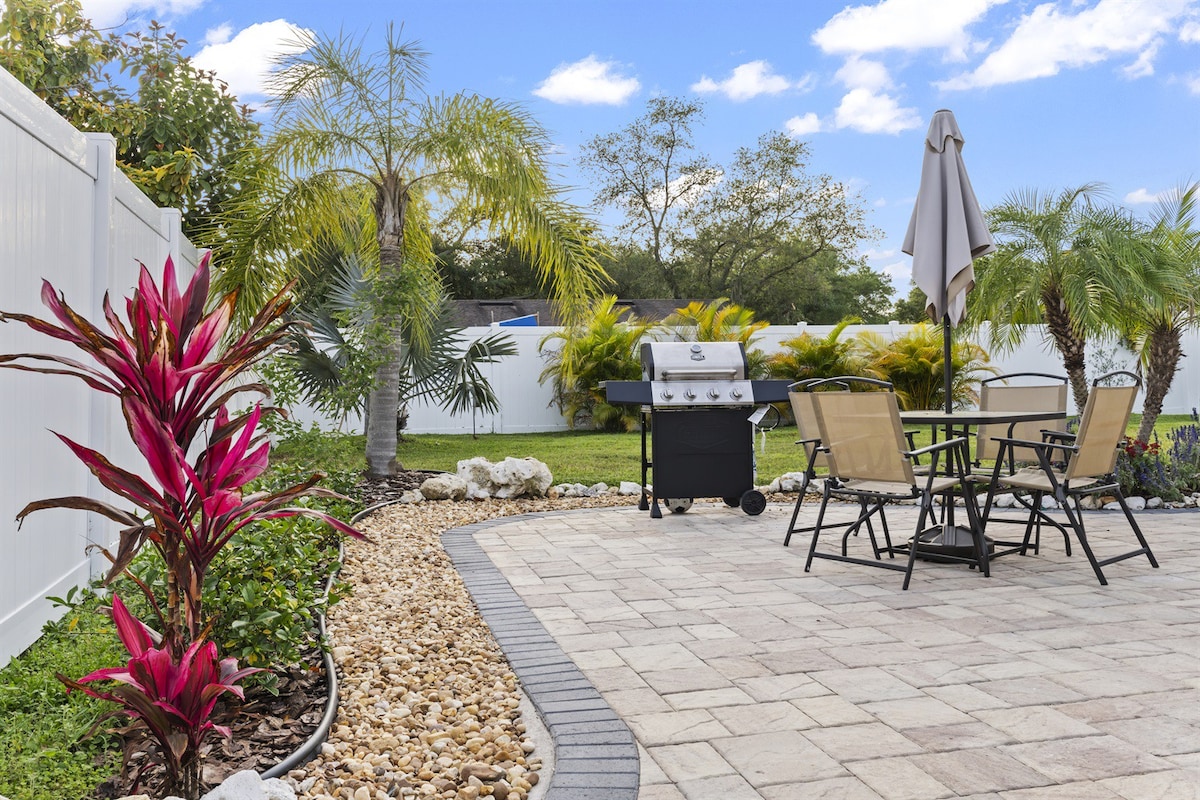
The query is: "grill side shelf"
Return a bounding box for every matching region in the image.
[603,380,653,405]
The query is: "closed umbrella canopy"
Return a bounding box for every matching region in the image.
[902,109,995,327]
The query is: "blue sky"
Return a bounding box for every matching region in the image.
[75,0,1200,294]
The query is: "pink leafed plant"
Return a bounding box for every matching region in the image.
[60,595,262,799]
[1,254,366,798]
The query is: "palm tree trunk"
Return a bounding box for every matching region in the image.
[1042,289,1090,412]
[365,325,403,478]
[364,178,409,478]
[1137,324,1183,443]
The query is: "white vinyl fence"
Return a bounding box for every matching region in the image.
[0,67,200,666]
[284,321,1197,436]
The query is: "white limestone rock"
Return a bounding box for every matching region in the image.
[419,473,468,501]
[198,769,297,800]
[618,481,642,496]
[491,457,553,499]
[777,472,807,493]
[399,489,424,504]
[457,457,497,497]
[1147,496,1163,509]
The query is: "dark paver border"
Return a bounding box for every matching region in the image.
[442,510,639,800]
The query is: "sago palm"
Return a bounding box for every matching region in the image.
[663,298,770,377]
[210,26,606,477]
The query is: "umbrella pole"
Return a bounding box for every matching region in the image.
[943,312,953,415]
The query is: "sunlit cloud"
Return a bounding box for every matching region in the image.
[691,60,803,101]
[813,0,1004,61]
[191,19,311,100]
[1125,187,1167,204]
[80,0,205,28]
[533,55,640,105]
[784,113,822,137]
[833,88,921,134]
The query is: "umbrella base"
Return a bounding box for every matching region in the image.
[913,525,993,562]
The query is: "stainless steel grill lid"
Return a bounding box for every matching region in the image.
[640,341,753,407]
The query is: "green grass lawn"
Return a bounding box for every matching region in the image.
[273,414,1199,487]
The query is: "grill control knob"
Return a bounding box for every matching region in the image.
[684,388,696,400]
[707,387,721,400]
[660,388,674,401]
[730,387,743,400]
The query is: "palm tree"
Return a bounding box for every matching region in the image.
[1122,184,1200,443]
[210,26,607,478]
[969,184,1140,412]
[857,323,996,411]
[767,316,867,382]
[663,298,771,377]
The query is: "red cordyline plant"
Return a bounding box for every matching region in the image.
[1,254,366,797]
[59,594,262,799]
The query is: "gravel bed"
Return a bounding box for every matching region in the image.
[286,495,640,800]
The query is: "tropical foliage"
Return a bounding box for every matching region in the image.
[767,317,867,383]
[857,323,997,411]
[539,296,653,431]
[209,25,607,478]
[0,256,364,798]
[663,298,770,378]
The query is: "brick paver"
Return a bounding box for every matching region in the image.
[454,502,1200,799]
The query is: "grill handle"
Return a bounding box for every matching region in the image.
[658,367,740,379]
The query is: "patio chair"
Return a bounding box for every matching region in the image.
[972,373,1070,556]
[981,371,1159,586]
[784,379,851,546]
[802,377,987,590]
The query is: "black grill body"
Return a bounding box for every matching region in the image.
[603,341,789,518]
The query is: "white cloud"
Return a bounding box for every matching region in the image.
[785,113,823,137]
[691,60,796,101]
[1125,187,1167,204]
[646,169,724,212]
[79,0,204,28]
[1182,19,1200,42]
[833,88,922,134]
[835,56,894,91]
[813,0,1004,61]
[191,19,310,100]
[533,55,640,105]
[940,0,1192,90]
[204,23,232,46]
[1188,72,1200,94]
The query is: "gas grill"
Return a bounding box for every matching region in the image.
[605,341,790,518]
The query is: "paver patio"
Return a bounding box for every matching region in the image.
[464,501,1200,799]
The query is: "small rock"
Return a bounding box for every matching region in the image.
[765,478,781,494]
[461,763,506,782]
[399,489,424,504]
[1147,496,1163,509]
[1126,496,1147,510]
[588,482,609,496]
[1040,495,1058,509]
[420,474,468,501]
[262,778,298,800]
[618,481,642,496]
[199,770,268,800]
[992,493,1016,508]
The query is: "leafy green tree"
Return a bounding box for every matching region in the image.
[1121,184,1200,442]
[539,296,653,431]
[435,236,547,300]
[579,96,717,297]
[857,323,997,411]
[969,185,1140,412]
[211,26,607,478]
[892,285,933,323]
[0,1,260,239]
[767,317,868,382]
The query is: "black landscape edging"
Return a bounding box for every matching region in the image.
[260,500,391,780]
[443,510,640,800]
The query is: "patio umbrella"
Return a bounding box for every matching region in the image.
[902,109,995,414]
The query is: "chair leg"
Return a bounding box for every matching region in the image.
[1110,490,1159,569]
[783,476,809,547]
[804,486,833,573]
[1061,496,1108,586]
[961,483,990,578]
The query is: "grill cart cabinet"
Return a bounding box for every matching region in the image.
[604,342,789,518]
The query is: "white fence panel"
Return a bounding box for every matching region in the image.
[0,67,196,666]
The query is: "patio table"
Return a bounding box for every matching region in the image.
[898,408,1068,557]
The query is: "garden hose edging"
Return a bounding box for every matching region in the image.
[260,500,394,780]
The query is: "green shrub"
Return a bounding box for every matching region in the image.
[768,317,867,382]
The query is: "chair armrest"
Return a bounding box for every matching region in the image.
[905,437,969,459]
[1042,430,1076,443]
[794,437,821,446]
[990,435,1077,453]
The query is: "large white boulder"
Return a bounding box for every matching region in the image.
[491,457,553,499]
[419,473,468,501]
[457,457,496,497]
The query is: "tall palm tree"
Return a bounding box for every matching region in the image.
[969,184,1140,412]
[210,26,607,478]
[1122,184,1200,443]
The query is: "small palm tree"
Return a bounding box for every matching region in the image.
[767,316,867,382]
[539,296,653,431]
[1121,184,1200,442]
[858,323,997,411]
[969,184,1141,412]
[664,298,770,377]
[210,26,606,477]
